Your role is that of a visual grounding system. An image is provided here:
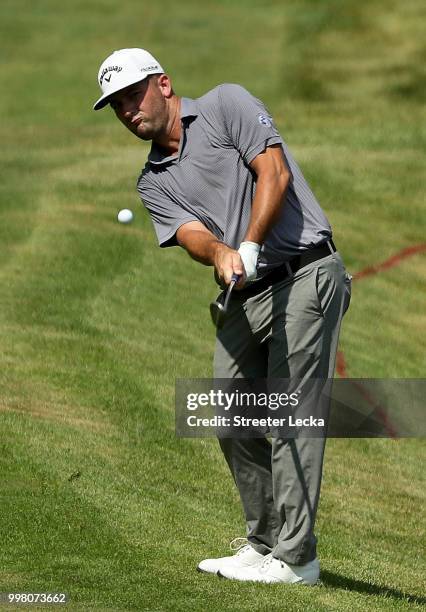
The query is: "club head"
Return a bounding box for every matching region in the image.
[210,300,226,329]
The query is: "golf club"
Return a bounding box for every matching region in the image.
[210,273,241,329]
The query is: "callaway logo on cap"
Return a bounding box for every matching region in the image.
[93,48,164,111]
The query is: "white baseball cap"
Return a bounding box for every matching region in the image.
[93,48,164,110]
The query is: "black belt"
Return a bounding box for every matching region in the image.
[231,239,337,298]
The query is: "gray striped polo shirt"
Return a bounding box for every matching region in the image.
[137,83,331,274]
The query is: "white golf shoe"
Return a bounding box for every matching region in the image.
[197,538,265,575]
[218,553,320,585]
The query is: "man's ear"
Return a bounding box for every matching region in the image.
[157,73,173,98]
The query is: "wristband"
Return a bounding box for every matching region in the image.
[238,241,261,281]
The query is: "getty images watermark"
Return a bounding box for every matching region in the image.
[177,379,331,438]
[185,387,319,429]
[175,379,426,438]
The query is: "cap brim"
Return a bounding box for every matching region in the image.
[93,93,112,111]
[93,71,163,111]
[93,75,147,111]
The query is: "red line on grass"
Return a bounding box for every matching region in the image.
[351,380,399,439]
[336,350,347,378]
[352,244,426,281]
[336,242,426,437]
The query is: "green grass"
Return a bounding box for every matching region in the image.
[0,0,425,610]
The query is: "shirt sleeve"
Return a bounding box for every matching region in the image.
[217,84,285,165]
[137,174,199,248]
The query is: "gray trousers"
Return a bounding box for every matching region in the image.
[213,252,351,565]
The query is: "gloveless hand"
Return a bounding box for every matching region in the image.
[214,243,246,288]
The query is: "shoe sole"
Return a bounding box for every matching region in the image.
[196,566,219,575]
[217,570,320,585]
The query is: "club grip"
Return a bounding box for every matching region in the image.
[231,273,241,283]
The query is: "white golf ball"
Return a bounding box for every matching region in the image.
[117,209,134,224]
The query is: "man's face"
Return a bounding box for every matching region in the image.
[109,76,168,141]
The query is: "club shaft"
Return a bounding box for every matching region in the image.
[223,279,236,311]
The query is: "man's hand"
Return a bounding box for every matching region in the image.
[214,243,246,287]
[238,241,261,281]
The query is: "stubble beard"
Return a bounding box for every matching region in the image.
[134,119,164,141]
[134,96,168,142]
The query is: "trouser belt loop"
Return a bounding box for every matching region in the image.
[285,262,293,277]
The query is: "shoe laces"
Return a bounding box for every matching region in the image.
[258,553,276,573]
[229,537,249,554]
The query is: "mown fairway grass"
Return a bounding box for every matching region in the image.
[0,0,425,610]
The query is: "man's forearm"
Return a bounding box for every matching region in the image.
[244,144,290,246]
[176,223,245,286]
[244,172,289,244]
[178,230,223,266]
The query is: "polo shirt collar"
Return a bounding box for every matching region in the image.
[180,97,198,119]
[148,97,198,166]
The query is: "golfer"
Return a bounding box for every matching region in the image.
[93,48,351,585]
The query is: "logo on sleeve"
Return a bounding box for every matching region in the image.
[258,114,273,127]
